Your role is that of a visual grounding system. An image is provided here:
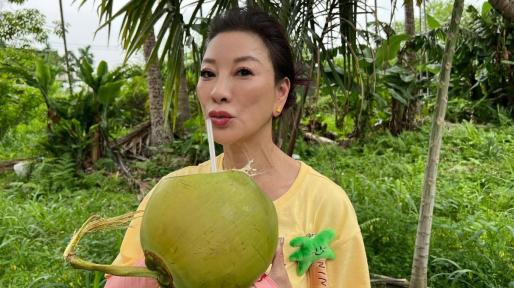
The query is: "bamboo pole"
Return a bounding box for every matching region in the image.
[409,0,465,287]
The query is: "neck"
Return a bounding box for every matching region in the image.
[222,124,280,174]
[220,121,300,200]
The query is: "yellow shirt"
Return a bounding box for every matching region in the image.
[111,155,370,287]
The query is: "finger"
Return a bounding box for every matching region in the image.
[268,237,292,288]
[271,237,285,266]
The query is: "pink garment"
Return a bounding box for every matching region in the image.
[104,259,159,288]
[104,259,276,288]
[253,274,279,288]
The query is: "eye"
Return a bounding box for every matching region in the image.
[200,69,215,79]
[236,68,253,77]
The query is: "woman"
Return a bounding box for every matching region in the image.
[106,7,370,288]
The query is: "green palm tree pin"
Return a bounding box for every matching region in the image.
[288,229,336,276]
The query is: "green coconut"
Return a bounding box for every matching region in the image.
[140,171,278,288]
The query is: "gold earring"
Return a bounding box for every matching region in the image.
[275,107,282,114]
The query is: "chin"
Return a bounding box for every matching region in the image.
[213,130,250,147]
[213,132,240,146]
[212,121,268,147]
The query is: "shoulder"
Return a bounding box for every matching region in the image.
[299,162,361,241]
[300,162,350,204]
[141,158,215,204]
[160,157,216,180]
[161,165,201,179]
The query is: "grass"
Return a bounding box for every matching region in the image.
[0,114,46,160]
[0,121,512,287]
[296,121,514,287]
[0,157,137,288]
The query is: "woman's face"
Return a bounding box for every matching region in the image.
[196,31,290,146]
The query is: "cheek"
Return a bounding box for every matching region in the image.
[196,83,209,108]
[238,81,275,111]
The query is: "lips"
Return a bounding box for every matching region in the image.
[208,110,234,127]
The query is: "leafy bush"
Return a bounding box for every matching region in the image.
[0,157,136,287]
[296,122,513,287]
[1,122,512,287]
[114,73,149,129]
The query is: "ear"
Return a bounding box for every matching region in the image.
[273,77,291,117]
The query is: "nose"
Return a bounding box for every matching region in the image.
[210,75,231,104]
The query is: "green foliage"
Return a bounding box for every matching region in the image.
[169,115,221,166]
[426,14,442,30]
[114,73,149,129]
[0,51,62,113]
[0,9,48,47]
[6,0,29,4]
[1,117,512,287]
[453,4,514,120]
[296,122,514,287]
[35,58,57,99]
[376,65,417,106]
[375,34,410,68]
[443,97,513,125]
[126,114,221,182]
[0,80,42,140]
[44,117,91,164]
[0,55,105,163]
[412,1,514,123]
[0,48,61,143]
[0,110,46,160]
[41,59,131,164]
[0,157,137,287]
[0,45,149,164]
[426,0,455,25]
[1,2,514,285]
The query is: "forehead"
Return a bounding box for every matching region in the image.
[202,31,271,65]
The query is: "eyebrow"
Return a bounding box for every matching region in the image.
[202,55,262,65]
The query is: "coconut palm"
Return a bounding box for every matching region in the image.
[176,44,190,134]
[142,28,172,145]
[76,0,362,150]
[75,0,180,146]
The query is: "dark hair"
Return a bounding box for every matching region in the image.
[207,7,296,110]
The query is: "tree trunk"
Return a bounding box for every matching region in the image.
[176,47,190,135]
[58,0,74,97]
[91,116,102,162]
[338,0,359,132]
[390,0,417,135]
[409,0,464,287]
[354,82,371,138]
[286,79,309,156]
[404,0,416,59]
[405,0,422,130]
[489,0,514,22]
[143,28,172,146]
[389,97,405,135]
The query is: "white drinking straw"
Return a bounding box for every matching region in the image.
[205,117,217,173]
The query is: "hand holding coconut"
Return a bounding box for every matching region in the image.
[265,238,293,288]
[104,241,292,288]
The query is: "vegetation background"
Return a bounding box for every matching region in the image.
[0,0,512,287]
